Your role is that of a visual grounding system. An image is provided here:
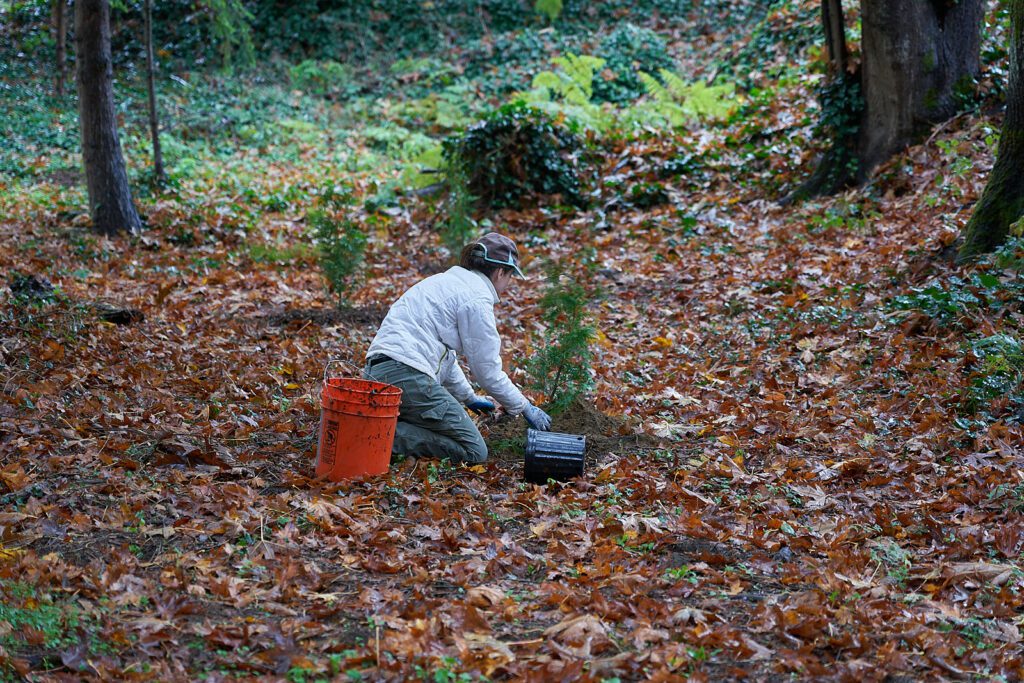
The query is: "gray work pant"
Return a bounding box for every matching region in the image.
[363,358,488,463]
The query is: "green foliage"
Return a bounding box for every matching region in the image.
[592,24,675,104]
[626,70,737,129]
[527,263,596,414]
[521,53,611,131]
[531,53,605,106]
[439,163,478,261]
[813,73,865,182]
[890,279,984,326]
[718,0,820,85]
[310,185,368,306]
[0,580,112,665]
[535,0,563,23]
[889,271,1023,328]
[965,334,1024,419]
[442,101,586,209]
[389,82,479,131]
[289,59,358,99]
[202,0,255,67]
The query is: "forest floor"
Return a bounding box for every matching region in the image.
[2,1,1024,681]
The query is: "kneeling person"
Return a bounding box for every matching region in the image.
[364,233,552,462]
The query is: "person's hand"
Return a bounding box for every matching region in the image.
[465,395,496,414]
[523,403,552,431]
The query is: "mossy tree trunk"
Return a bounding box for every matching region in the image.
[75,0,142,235]
[798,0,984,199]
[960,0,1024,260]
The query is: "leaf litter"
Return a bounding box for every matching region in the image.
[2,6,1024,682]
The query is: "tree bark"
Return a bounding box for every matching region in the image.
[786,0,860,201]
[54,0,66,97]
[960,0,1024,259]
[821,0,848,73]
[75,0,142,236]
[797,0,984,199]
[858,0,985,173]
[144,0,164,185]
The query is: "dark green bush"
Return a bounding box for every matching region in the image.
[592,24,675,104]
[442,101,586,210]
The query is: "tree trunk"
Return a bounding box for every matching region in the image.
[858,0,985,174]
[797,0,984,199]
[75,0,142,236]
[786,0,861,201]
[144,0,164,185]
[821,0,848,73]
[960,0,1024,259]
[54,0,66,97]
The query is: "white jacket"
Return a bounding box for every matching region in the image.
[366,266,530,415]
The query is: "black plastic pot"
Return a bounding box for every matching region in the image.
[523,428,586,484]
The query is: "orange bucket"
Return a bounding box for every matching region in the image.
[315,377,402,481]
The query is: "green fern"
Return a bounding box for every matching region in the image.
[522,53,610,132]
[531,53,605,105]
[631,70,737,128]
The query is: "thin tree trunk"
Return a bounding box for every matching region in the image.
[960,0,1024,259]
[54,0,66,97]
[785,0,861,201]
[144,0,164,185]
[821,0,848,73]
[76,0,143,236]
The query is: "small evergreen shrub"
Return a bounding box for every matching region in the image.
[527,263,596,414]
[439,163,479,261]
[442,101,586,210]
[309,185,368,306]
[593,24,675,104]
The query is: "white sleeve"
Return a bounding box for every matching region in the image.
[456,301,530,415]
[439,352,475,403]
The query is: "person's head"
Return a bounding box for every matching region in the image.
[459,232,524,294]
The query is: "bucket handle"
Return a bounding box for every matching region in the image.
[323,358,362,384]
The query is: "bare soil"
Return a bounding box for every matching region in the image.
[482,397,660,461]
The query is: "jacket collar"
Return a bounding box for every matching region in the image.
[456,266,499,303]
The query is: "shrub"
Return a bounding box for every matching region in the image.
[442,101,586,210]
[288,59,359,99]
[526,263,596,414]
[310,185,367,306]
[439,163,478,261]
[592,24,675,104]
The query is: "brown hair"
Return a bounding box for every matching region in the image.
[460,243,507,277]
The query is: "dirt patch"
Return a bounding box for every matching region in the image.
[264,304,386,327]
[482,397,659,461]
[662,537,749,567]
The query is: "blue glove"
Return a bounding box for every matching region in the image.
[465,395,496,414]
[524,403,552,431]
